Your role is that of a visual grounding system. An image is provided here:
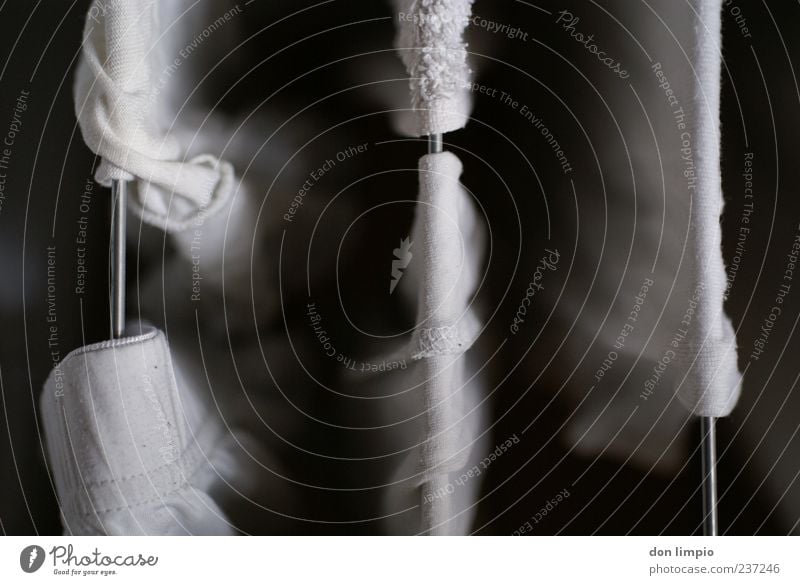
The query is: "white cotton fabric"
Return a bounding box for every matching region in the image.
[413,152,483,534]
[74,0,234,232]
[380,151,486,535]
[562,0,740,469]
[40,327,234,535]
[673,0,741,416]
[393,0,475,137]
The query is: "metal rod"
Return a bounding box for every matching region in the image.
[110,180,127,339]
[700,416,718,536]
[428,133,443,154]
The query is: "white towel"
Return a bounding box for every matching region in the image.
[673,0,741,417]
[378,151,486,535]
[556,0,738,472]
[414,152,484,534]
[74,0,234,232]
[40,327,234,535]
[392,0,475,137]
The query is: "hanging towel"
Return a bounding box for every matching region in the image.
[673,0,741,417]
[413,152,484,534]
[74,0,234,232]
[40,327,234,535]
[392,0,475,137]
[377,151,486,535]
[389,1,484,533]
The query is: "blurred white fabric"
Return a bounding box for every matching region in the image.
[379,151,487,535]
[40,326,234,535]
[561,0,741,476]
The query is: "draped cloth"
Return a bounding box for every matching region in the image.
[412,152,484,534]
[40,327,234,535]
[74,0,234,232]
[674,0,741,416]
[379,152,486,535]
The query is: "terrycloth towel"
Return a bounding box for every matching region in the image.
[74,0,234,232]
[393,0,475,136]
[40,327,234,535]
[673,0,741,417]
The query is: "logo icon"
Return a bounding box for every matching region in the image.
[389,237,413,294]
[20,545,45,573]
